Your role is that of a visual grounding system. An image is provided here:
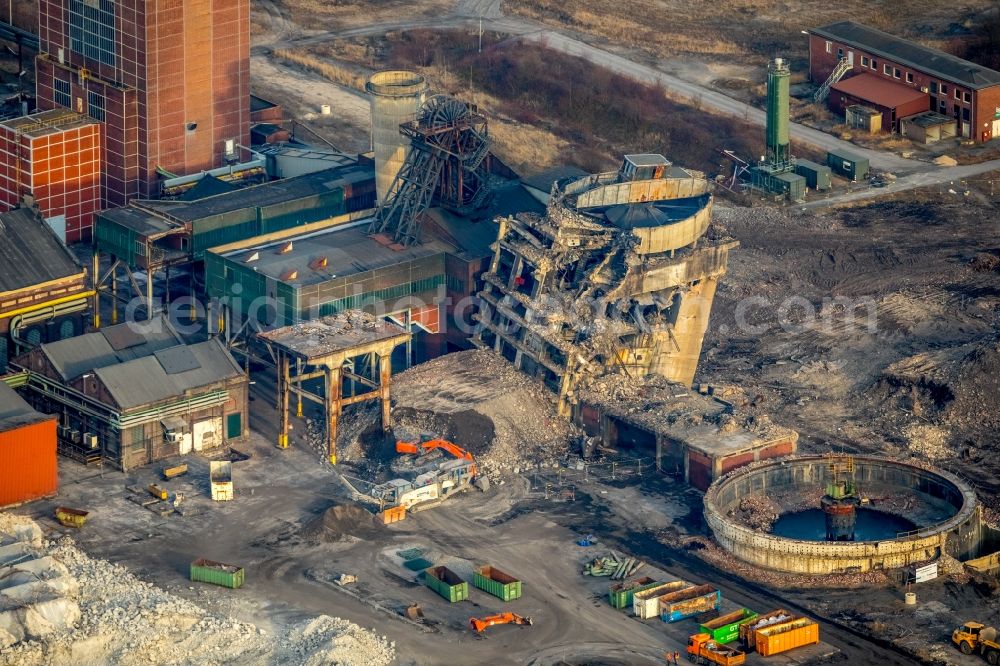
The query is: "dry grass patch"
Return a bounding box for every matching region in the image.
[277,0,453,29]
[272,49,367,91]
[501,0,995,64]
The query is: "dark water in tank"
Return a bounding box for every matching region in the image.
[771,508,918,541]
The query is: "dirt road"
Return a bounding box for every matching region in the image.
[256,2,910,171]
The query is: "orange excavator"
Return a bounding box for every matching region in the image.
[396,438,475,463]
[469,612,533,633]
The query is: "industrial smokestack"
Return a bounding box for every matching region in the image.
[365,71,428,206]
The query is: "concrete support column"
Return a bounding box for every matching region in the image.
[145,267,155,321]
[379,353,392,433]
[325,365,342,465]
[277,352,289,449]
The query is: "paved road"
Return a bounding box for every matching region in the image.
[254,1,1000,195]
[801,158,1000,209]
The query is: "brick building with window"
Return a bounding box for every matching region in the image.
[809,21,1000,142]
[34,0,251,206]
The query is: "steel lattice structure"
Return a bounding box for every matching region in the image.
[369,95,493,246]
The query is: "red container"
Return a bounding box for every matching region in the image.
[0,417,58,508]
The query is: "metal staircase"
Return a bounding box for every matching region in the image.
[814,58,852,103]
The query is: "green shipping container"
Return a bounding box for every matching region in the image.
[473,565,522,601]
[424,566,468,603]
[700,608,758,644]
[608,577,658,609]
[190,558,245,589]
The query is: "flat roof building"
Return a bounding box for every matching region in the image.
[574,376,798,490]
[0,110,103,243]
[809,20,1000,141]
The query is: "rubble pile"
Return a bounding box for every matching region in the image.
[736,495,779,532]
[0,515,80,649]
[0,514,395,666]
[577,373,794,444]
[389,350,578,480]
[901,423,952,461]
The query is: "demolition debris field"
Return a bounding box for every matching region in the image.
[702,182,1000,498]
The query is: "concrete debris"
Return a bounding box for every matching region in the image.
[0,514,81,650]
[736,495,780,532]
[0,513,395,666]
[901,423,951,461]
[387,350,580,482]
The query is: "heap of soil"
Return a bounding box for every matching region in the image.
[302,504,380,542]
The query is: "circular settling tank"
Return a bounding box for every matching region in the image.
[703,455,980,574]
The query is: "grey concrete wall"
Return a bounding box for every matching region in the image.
[704,455,980,574]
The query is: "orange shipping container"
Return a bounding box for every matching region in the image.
[755,617,819,656]
[0,384,58,508]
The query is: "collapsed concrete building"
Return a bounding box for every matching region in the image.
[475,155,738,416]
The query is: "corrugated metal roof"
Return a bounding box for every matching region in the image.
[0,382,39,421]
[154,346,202,374]
[177,175,239,201]
[0,381,48,431]
[39,316,183,380]
[136,165,372,223]
[96,206,177,236]
[0,208,84,293]
[813,21,1000,89]
[95,338,244,409]
[832,73,927,108]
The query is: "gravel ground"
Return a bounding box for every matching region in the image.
[0,513,395,666]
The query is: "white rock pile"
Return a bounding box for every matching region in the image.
[0,513,395,666]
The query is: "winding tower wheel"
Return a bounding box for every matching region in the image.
[370,95,493,246]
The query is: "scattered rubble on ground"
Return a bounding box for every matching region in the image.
[0,513,395,666]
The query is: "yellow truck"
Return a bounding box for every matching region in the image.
[953,622,1000,664]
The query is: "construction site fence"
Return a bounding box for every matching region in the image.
[528,456,658,498]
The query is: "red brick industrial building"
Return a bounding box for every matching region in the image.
[34,0,251,206]
[809,21,1000,142]
[0,109,103,243]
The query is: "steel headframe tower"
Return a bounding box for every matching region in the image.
[369,95,493,246]
[765,57,791,172]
